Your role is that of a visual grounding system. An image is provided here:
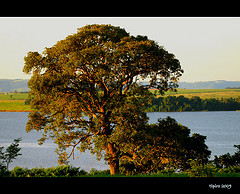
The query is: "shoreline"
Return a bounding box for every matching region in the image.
[0,110,32,112]
[1,110,239,113]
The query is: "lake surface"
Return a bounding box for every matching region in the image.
[0,111,240,171]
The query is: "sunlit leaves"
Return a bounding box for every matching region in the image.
[23,24,183,172]
[120,117,211,174]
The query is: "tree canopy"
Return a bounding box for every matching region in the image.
[23,24,183,174]
[120,117,211,174]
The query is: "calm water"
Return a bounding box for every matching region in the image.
[0,111,240,170]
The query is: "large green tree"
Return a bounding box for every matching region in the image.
[23,24,183,174]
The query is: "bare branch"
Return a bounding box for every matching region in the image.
[67,134,92,160]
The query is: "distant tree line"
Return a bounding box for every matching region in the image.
[226,87,240,89]
[145,95,240,112]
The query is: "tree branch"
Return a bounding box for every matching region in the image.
[67,133,93,160]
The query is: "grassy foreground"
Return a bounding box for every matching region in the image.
[1,166,240,177]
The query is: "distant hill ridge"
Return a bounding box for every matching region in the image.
[0,79,29,92]
[1,79,240,92]
[178,80,240,89]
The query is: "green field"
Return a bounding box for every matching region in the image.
[0,92,31,112]
[0,101,31,112]
[152,88,240,99]
[1,89,240,112]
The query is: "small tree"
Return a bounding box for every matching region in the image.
[119,117,211,174]
[23,24,183,174]
[0,138,22,170]
[213,144,240,168]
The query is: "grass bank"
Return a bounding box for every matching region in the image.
[0,93,31,112]
[0,100,31,112]
[1,166,240,177]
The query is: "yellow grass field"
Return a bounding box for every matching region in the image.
[0,100,31,112]
[0,93,31,112]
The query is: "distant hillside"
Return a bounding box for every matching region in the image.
[178,80,240,89]
[0,79,29,92]
[1,79,240,92]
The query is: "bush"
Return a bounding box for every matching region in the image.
[218,165,240,174]
[156,168,175,175]
[9,166,87,177]
[213,145,240,168]
[0,167,10,177]
[88,168,110,176]
[3,165,240,177]
[186,159,218,177]
[10,166,30,177]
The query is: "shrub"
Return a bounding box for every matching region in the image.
[156,168,175,175]
[186,159,218,177]
[10,166,30,177]
[0,166,10,177]
[9,166,87,177]
[88,168,110,176]
[213,145,240,168]
[218,165,240,174]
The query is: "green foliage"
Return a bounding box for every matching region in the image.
[9,165,87,177]
[0,138,22,170]
[145,95,240,112]
[23,24,183,174]
[183,145,240,177]
[153,168,188,177]
[1,164,240,177]
[119,117,211,175]
[218,165,240,174]
[186,159,218,177]
[213,144,240,168]
[88,168,110,176]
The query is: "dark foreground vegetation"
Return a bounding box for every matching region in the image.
[1,163,240,177]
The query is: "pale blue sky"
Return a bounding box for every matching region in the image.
[1,17,240,82]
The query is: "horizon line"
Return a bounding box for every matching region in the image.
[1,78,240,83]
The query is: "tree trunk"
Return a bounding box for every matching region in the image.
[101,114,119,175]
[106,142,119,175]
[108,157,119,175]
